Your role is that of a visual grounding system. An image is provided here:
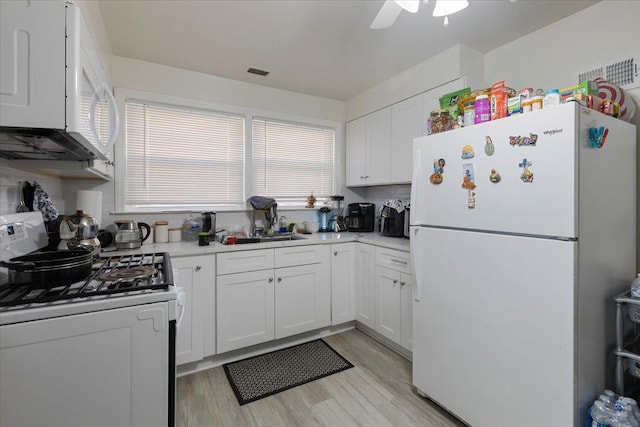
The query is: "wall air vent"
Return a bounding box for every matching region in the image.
[247,67,269,76]
[576,55,639,90]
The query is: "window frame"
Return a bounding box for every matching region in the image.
[113,88,342,213]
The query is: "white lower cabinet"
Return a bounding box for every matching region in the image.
[173,255,216,365]
[374,246,413,351]
[330,243,356,325]
[275,262,331,339]
[217,269,275,353]
[375,265,413,350]
[355,243,376,329]
[216,246,330,353]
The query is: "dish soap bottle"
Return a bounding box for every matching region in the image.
[279,216,287,234]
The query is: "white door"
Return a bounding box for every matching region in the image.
[346,118,367,186]
[330,243,356,325]
[411,227,575,427]
[400,272,414,351]
[217,269,275,353]
[275,263,331,339]
[173,255,215,365]
[354,243,376,328]
[0,0,65,128]
[391,95,422,183]
[411,104,579,238]
[0,302,169,427]
[366,107,391,185]
[375,265,402,344]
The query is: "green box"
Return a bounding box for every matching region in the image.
[559,80,599,97]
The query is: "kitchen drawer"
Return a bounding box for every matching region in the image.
[375,246,412,274]
[275,245,330,268]
[217,249,274,275]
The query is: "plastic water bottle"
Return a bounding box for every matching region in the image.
[592,401,614,426]
[631,274,640,297]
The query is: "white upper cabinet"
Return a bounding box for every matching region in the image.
[390,96,423,184]
[346,108,391,186]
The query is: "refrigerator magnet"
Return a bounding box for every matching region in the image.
[509,133,538,147]
[462,163,476,190]
[519,158,534,183]
[430,158,445,185]
[489,169,501,183]
[461,145,475,159]
[467,191,476,209]
[484,136,495,156]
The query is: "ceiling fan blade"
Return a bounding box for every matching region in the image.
[396,0,419,13]
[370,0,403,29]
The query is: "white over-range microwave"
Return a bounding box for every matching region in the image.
[0,0,119,179]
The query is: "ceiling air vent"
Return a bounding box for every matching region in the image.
[247,67,269,76]
[576,55,639,90]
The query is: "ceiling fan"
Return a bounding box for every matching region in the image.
[370,0,469,29]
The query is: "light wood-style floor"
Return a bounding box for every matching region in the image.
[177,329,466,427]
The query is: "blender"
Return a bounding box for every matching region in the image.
[330,195,347,232]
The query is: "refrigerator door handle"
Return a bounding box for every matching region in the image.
[409,227,422,301]
[410,148,420,226]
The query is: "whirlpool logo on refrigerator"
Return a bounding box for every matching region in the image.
[543,128,564,136]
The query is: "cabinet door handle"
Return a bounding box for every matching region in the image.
[268,277,274,283]
[277,277,282,282]
[393,279,398,284]
[334,251,338,256]
[195,265,202,272]
[400,281,406,286]
[360,176,365,179]
[365,175,370,179]
[390,259,408,265]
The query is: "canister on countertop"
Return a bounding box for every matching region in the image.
[169,227,182,242]
[198,232,210,246]
[155,220,169,243]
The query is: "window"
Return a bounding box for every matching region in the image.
[115,89,338,212]
[252,118,334,204]
[122,99,245,210]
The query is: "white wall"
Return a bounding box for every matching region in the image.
[0,160,66,216]
[345,44,484,121]
[60,56,354,233]
[483,0,640,271]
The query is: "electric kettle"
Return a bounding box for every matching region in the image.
[114,220,151,249]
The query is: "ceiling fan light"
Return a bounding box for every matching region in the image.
[395,0,420,13]
[432,0,469,17]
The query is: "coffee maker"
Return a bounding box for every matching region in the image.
[347,203,375,232]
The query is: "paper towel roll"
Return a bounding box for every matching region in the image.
[76,190,103,228]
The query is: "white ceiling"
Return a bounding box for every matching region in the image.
[98,0,599,101]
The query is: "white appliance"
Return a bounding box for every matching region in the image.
[410,103,636,427]
[0,0,118,179]
[0,212,177,427]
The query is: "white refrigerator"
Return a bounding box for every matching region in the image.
[410,103,636,427]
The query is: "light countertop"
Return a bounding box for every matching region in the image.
[113,232,410,258]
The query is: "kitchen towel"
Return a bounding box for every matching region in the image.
[76,190,103,228]
[32,181,59,222]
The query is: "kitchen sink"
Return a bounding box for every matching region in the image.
[235,234,306,244]
[259,234,306,242]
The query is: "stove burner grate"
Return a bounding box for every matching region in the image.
[98,266,157,282]
[0,252,173,307]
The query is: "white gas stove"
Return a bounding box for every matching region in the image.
[0,212,177,427]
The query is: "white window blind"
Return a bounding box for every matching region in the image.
[252,118,334,201]
[124,100,245,208]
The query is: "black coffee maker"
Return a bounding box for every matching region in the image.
[347,203,375,232]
